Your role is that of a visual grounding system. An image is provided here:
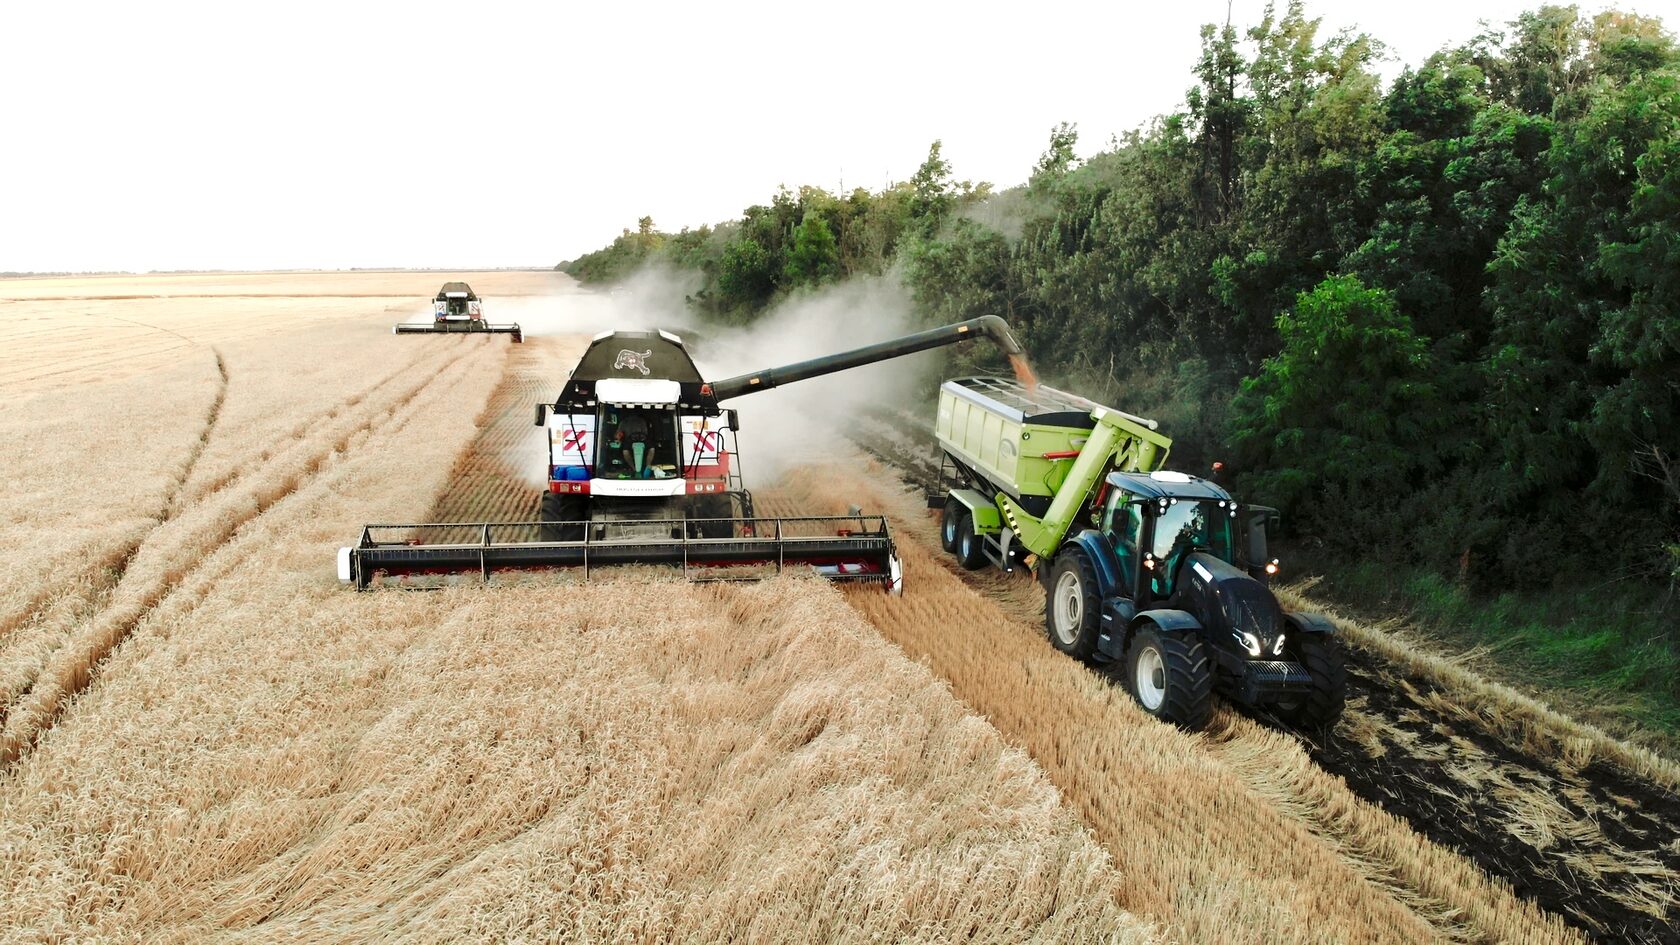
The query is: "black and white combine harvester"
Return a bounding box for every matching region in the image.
[393,282,522,341]
[339,317,1030,592]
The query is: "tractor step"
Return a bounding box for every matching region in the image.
[338,515,902,593]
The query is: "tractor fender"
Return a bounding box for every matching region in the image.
[1285,612,1337,636]
[947,489,1003,535]
[1131,608,1204,636]
[1063,529,1124,598]
[1110,608,1205,665]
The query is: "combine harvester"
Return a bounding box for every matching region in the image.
[340,316,1027,593]
[393,282,522,341]
[932,378,1346,729]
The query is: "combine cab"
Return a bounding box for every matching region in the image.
[392,281,522,341]
[340,316,1030,593]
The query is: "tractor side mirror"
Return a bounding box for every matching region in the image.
[1241,505,1279,578]
[534,404,548,427]
[726,409,740,432]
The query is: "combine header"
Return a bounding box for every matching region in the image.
[342,316,1027,592]
[393,282,522,341]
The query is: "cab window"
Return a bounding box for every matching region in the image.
[1099,490,1143,594]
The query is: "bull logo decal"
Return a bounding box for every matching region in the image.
[614,349,653,376]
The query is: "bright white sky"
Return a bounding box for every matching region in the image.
[4,0,1665,272]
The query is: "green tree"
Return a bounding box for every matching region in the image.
[1230,277,1443,540]
[782,214,841,287]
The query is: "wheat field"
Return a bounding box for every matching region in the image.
[0,273,1153,943]
[8,271,1677,944]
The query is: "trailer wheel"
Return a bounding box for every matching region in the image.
[1045,550,1101,659]
[539,492,586,542]
[1274,633,1347,730]
[939,498,963,553]
[955,515,988,570]
[1125,623,1214,728]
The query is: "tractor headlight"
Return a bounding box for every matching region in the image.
[1273,634,1286,656]
[1240,632,1262,657]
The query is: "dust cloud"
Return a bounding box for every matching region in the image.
[547,271,940,487]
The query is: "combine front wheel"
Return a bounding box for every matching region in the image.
[539,492,586,542]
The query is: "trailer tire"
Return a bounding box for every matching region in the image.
[1126,623,1214,729]
[1274,633,1347,730]
[955,515,988,570]
[539,492,586,542]
[1045,549,1101,659]
[940,498,963,553]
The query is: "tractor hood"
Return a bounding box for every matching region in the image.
[1182,551,1286,658]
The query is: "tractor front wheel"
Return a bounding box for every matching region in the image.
[1274,633,1347,730]
[1125,623,1214,728]
[539,492,586,542]
[1045,549,1101,659]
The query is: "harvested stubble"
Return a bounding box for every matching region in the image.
[0,313,1154,943]
[758,458,1584,945]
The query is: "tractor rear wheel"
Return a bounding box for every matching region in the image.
[1125,623,1214,728]
[1045,549,1101,659]
[1274,633,1347,730]
[539,492,586,542]
[939,498,963,553]
[954,514,988,570]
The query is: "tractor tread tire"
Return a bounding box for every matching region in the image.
[1280,633,1347,730]
[1127,623,1214,729]
[1045,549,1102,659]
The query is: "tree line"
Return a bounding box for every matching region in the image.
[562,3,1679,607]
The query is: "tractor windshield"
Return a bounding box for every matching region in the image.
[1149,499,1236,597]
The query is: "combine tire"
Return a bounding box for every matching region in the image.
[940,498,963,553]
[688,495,734,539]
[539,492,586,542]
[1045,549,1101,659]
[1125,623,1213,728]
[1275,633,1347,730]
[954,515,988,570]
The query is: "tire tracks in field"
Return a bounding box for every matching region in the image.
[0,349,228,714]
[0,339,494,766]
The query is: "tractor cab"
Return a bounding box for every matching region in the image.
[1095,470,1278,605]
